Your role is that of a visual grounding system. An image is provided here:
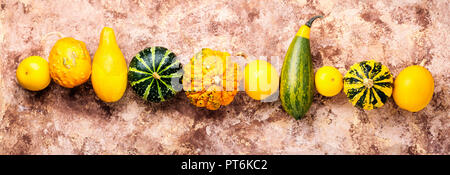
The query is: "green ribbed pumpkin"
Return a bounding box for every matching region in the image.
[128,47,183,102]
[343,60,393,110]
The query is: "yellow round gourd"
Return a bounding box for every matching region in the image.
[244,60,279,100]
[315,66,343,97]
[16,56,51,91]
[393,65,434,112]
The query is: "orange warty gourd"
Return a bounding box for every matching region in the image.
[48,37,91,88]
[183,48,242,110]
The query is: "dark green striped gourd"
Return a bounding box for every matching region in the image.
[343,60,393,110]
[280,16,322,120]
[128,47,183,103]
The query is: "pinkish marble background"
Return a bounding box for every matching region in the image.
[0,0,448,154]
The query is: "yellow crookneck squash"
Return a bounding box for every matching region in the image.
[182,48,242,110]
[91,27,128,102]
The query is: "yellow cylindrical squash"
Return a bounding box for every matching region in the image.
[91,27,127,102]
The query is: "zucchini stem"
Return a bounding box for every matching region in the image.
[305,15,323,27]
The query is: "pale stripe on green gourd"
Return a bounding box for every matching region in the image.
[135,53,152,73]
[128,46,182,103]
[159,60,181,74]
[143,79,154,100]
[129,67,151,75]
[156,50,171,72]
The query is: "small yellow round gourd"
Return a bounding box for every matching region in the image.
[244,60,279,100]
[16,56,51,91]
[315,66,343,97]
[393,65,434,112]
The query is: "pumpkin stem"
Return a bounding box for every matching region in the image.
[363,78,374,88]
[419,59,427,67]
[235,52,247,59]
[152,72,161,80]
[41,31,65,42]
[41,32,65,59]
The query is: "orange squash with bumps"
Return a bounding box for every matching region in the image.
[183,48,242,110]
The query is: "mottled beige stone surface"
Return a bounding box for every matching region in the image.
[0,0,448,154]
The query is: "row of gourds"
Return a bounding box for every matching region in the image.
[16,16,434,120]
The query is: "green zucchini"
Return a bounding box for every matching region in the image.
[280,16,322,120]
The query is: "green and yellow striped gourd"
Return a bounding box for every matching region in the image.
[343,60,393,110]
[280,16,322,120]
